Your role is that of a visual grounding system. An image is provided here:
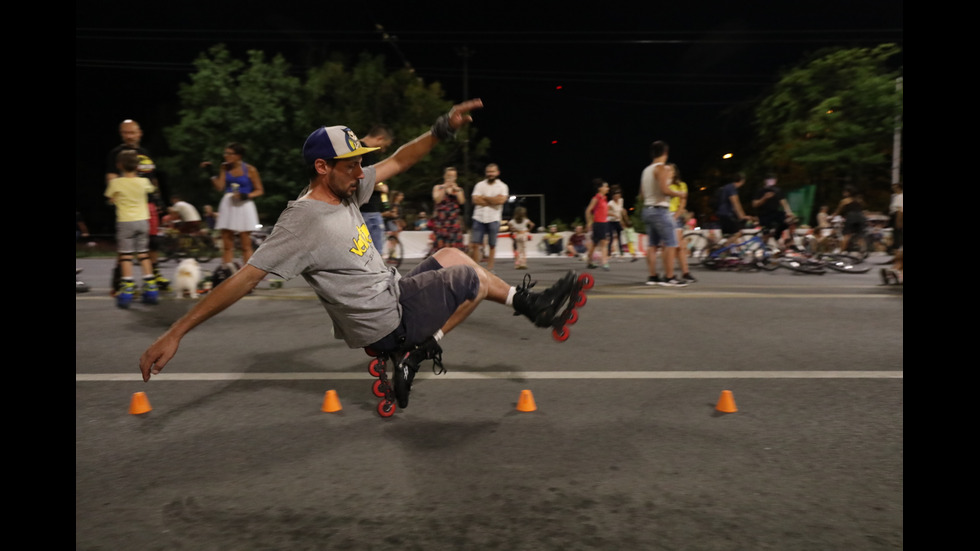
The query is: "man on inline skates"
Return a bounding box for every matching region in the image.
[139,99,590,413]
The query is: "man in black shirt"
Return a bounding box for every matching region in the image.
[358,125,394,251]
[751,173,794,246]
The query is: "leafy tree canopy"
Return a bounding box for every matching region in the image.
[159,44,488,223]
[752,44,902,209]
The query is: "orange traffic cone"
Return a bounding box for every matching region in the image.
[129,391,152,415]
[715,390,737,413]
[516,389,537,412]
[321,390,342,413]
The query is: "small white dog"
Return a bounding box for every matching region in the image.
[173,259,202,299]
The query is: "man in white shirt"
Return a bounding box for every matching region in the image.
[469,163,509,270]
[169,195,203,234]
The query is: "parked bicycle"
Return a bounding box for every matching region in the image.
[159,228,218,263]
[700,227,780,272]
[682,217,765,267]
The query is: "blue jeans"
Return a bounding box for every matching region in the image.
[642,206,678,248]
[362,212,385,252]
[470,220,500,248]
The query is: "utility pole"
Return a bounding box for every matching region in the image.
[458,46,474,226]
[458,46,473,184]
[892,75,903,185]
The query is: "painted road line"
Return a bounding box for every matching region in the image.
[77,370,902,382]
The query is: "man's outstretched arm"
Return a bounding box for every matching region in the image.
[374,99,483,183]
[139,264,267,382]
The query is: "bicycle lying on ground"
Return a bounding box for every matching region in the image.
[698,227,781,272]
[776,249,871,275]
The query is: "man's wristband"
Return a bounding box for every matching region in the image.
[431,113,456,141]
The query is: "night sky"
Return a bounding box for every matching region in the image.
[76,1,903,232]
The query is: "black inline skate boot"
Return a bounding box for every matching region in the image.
[393,336,444,409]
[512,271,579,328]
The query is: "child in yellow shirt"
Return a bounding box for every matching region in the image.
[104,149,159,308]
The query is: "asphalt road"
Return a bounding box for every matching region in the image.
[76,253,903,550]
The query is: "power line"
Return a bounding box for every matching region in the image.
[75,27,901,45]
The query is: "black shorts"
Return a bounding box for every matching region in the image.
[591,221,610,242]
[720,215,741,237]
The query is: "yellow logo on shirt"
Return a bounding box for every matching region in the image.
[349,223,373,256]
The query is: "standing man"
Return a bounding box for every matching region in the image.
[639,141,688,287]
[469,163,509,271]
[357,125,395,252]
[139,100,586,412]
[751,173,794,247]
[106,120,157,186]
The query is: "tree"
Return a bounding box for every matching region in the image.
[160,45,489,223]
[753,44,902,212]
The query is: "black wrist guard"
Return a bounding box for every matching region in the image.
[431,113,456,141]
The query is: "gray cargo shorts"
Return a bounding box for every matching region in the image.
[368,256,480,352]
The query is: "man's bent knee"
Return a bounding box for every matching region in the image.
[433,247,474,267]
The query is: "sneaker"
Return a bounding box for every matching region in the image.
[646,275,661,286]
[141,279,160,305]
[660,276,689,287]
[587,263,597,269]
[513,271,577,328]
[116,280,136,309]
[601,264,610,271]
[682,272,697,283]
[393,337,444,408]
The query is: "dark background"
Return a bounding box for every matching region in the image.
[76,1,903,233]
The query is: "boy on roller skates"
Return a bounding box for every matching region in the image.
[139,100,592,416]
[104,149,160,308]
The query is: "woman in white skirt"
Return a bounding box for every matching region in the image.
[209,142,264,264]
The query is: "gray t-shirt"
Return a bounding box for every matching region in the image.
[248,165,402,348]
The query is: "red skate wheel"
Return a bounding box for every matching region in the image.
[377,400,396,417]
[372,379,387,398]
[368,358,384,377]
[578,273,595,289]
[566,309,579,325]
[574,292,587,308]
[552,326,570,342]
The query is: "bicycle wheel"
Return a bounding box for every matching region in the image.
[384,235,404,268]
[816,253,871,273]
[192,235,218,263]
[159,235,179,262]
[738,239,777,271]
[682,232,711,266]
[844,234,870,260]
[778,255,826,274]
[751,247,781,271]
